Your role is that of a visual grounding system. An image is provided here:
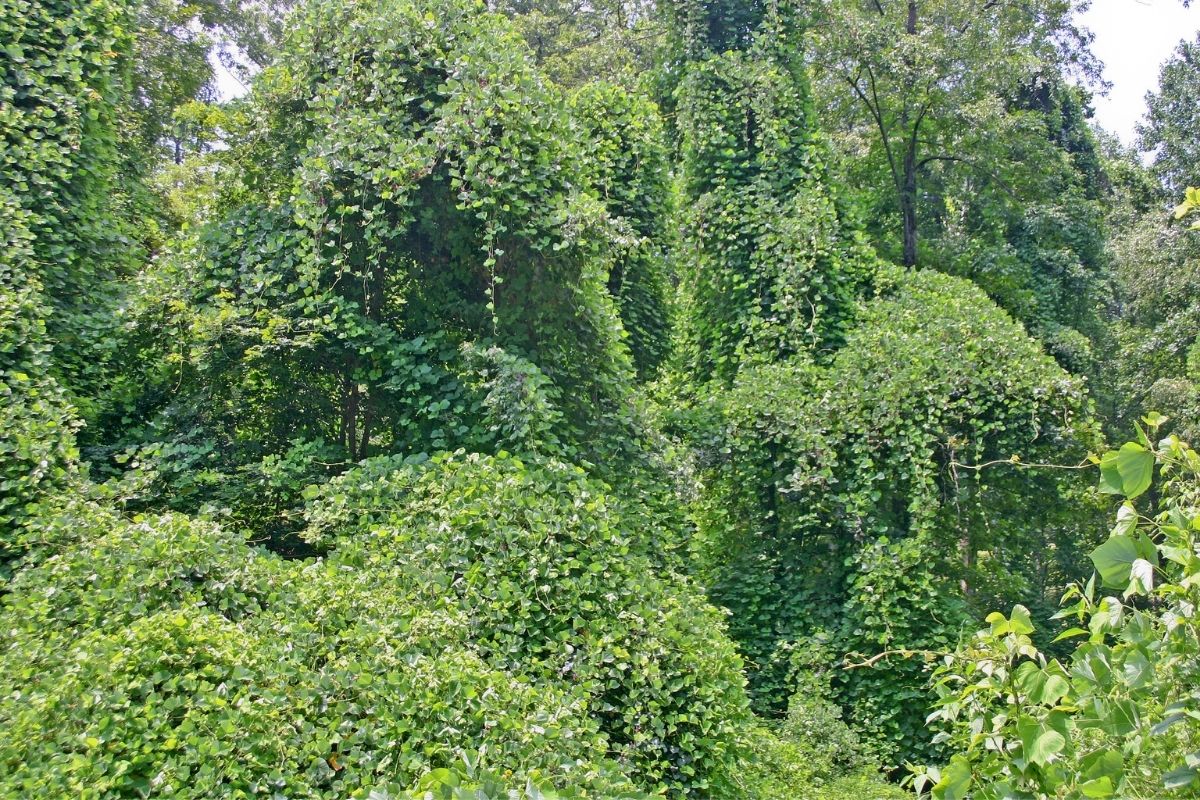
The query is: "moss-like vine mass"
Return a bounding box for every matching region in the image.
[2,0,1198,797]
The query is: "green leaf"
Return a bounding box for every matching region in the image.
[1053,627,1088,643]
[1120,649,1152,690]
[1141,411,1169,429]
[1126,558,1154,597]
[1113,503,1137,536]
[932,755,972,800]
[1010,604,1035,635]
[1102,699,1139,737]
[1098,443,1154,499]
[1091,535,1140,588]
[1018,716,1067,766]
[1030,729,1066,766]
[1079,776,1114,797]
[1164,766,1197,790]
[1039,675,1070,706]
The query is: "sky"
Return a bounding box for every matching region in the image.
[212,52,251,102]
[1080,0,1200,145]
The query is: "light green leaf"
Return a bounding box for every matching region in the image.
[932,755,972,800]
[1010,604,1035,635]
[1126,558,1154,597]
[1091,535,1139,588]
[1079,777,1114,797]
[1039,675,1070,706]
[1053,627,1088,643]
[1098,443,1154,498]
[1030,729,1066,766]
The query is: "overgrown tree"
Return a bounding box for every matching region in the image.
[670,0,875,383]
[571,82,673,378]
[94,0,652,543]
[0,0,135,554]
[808,0,1097,268]
[490,0,663,88]
[1140,33,1200,198]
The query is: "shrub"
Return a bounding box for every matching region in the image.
[0,495,644,798]
[303,451,752,795]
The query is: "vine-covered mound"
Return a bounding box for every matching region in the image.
[302,452,752,793]
[0,453,905,799]
[0,495,640,798]
[1,453,770,798]
[683,266,1099,761]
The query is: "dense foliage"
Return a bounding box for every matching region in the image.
[918,420,1200,799]
[2,0,1199,796]
[676,266,1100,763]
[0,0,131,556]
[671,0,875,382]
[1141,34,1200,197]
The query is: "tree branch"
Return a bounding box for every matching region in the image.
[842,648,942,670]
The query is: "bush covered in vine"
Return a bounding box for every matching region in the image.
[3,0,1193,796]
[90,0,666,541]
[0,453,901,798]
[673,266,1101,763]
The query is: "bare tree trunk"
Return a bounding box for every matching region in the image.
[343,377,359,461]
[902,146,918,267]
[902,0,919,267]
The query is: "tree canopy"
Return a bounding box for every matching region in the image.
[2,0,1199,797]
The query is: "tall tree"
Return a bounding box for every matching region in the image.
[808,0,1096,268]
[670,0,874,383]
[489,0,663,88]
[1139,33,1200,198]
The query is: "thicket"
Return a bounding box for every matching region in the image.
[2,0,1198,797]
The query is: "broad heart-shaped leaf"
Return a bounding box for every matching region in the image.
[1113,503,1137,535]
[1091,534,1157,589]
[1018,715,1068,767]
[1081,748,1125,789]
[1039,674,1070,706]
[1121,646,1154,690]
[1010,604,1035,635]
[1098,443,1154,499]
[1098,698,1139,737]
[1014,661,1045,700]
[1079,776,1115,798]
[1091,535,1138,587]
[1164,766,1197,789]
[1014,662,1070,705]
[932,754,972,800]
[1030,729,1066,766]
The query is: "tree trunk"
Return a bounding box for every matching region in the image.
[343,377,360,461]
[901,146,918,267]
[901,0,919,267]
